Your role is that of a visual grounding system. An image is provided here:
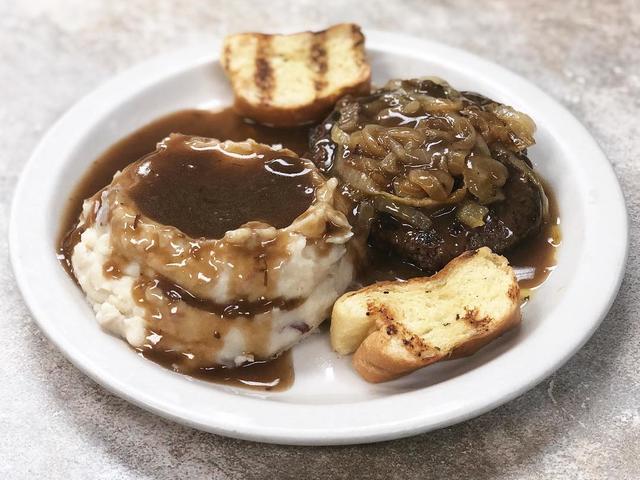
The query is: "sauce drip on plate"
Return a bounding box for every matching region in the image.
[357,185,560,291]
[140,348,294,392]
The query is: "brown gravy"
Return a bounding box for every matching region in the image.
[140,347,294,391]
[58,108,311,254]
[358,187,560,291]
[57,107,560,392]
[129,134,315,239]
[153,276,303,317]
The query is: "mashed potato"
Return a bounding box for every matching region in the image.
[71,136,355,370]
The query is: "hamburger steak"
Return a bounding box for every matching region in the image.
[310,78,547,273]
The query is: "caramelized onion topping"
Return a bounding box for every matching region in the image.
[321,78,542,226]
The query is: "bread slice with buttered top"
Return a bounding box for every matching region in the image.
[221,23,371,126]
[330,247,521,383]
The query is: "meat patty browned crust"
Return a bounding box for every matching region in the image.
[309,78,547,273]
[369,160,544,273]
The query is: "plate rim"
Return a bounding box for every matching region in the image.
[9,30,629,445]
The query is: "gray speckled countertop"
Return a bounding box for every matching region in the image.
[1,1,638,478]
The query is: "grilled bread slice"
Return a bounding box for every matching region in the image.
[221,23,371,126]
[331,247,521,383]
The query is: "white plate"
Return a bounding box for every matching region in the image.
[9,31,628,445]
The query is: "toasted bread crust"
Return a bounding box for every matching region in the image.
[448,306,521,359]
[222,24,371,127]
[333,248,521,383]
[353,329,438,383]
[354,306,521,382]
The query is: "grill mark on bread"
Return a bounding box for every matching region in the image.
[223,43,232,70]
[508,283,519,300]
[222,24,371,126]
[351,25,365,66]
[254,35,274,104]
[461,307,492,328]
[310,32,328,94]
[368,303,434,359]
[351,23,362,38]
